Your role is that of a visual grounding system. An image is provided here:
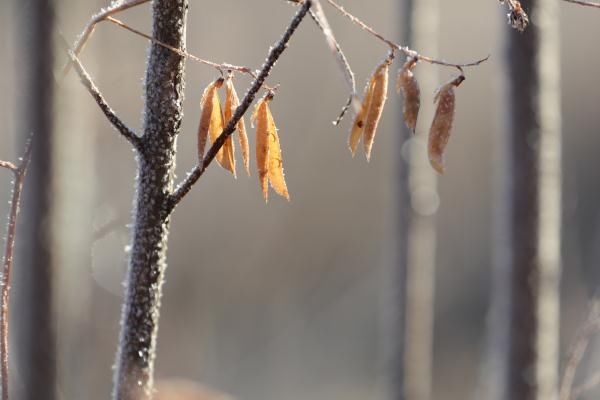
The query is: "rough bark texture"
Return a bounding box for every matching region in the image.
[12,0,57,399]
[112,1,187,399]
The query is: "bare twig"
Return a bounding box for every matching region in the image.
[0,162,17,173]
[0,137,34,400]
[105,17,255,77]
[571,370,600,399]
[562,0,600,8]
[326,0,490,70]
[167,0,313,212]
[62,41,143,151]
[61,0,150,78]
[560,299,600,400]
[308,0,357,124]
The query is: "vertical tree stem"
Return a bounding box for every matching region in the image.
[496,1,562,399]
[112,1,187,399]
[0,144,32,400]
[403,1,439,399]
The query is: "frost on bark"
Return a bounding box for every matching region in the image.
[112,1,187,399]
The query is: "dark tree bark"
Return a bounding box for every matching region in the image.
[111,1,187,399]
[12,0,57,399]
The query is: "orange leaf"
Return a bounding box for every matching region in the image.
[266,104,290,201]
[363,61,389,161]
[253,96,270,201]
[225,77,250,176]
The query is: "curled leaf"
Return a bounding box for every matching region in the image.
[349,58,390,160]
[252,93,290,202]
[428,75,465,175]
[225,76,250,176]
[396,56,420,134]
[363,61,389,161]
[198,77,235,176]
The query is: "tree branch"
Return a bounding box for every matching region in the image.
[562,0,600,8]
[64,46,143,151]
[559,299,600,400]
[0,137,34,400]
[167,0,313,212]
[326,0,490,69]
[61,0,151,78]
[308,0,356,124]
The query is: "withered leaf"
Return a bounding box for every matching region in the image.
[225,77,250,176]
[396,57,420,134]
[252,94,290,202]
[363,61,389,161]
[428,75,465,175]
[349,59,390,160]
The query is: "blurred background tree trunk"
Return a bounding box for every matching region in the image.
[484,1,562,399]
[12,0,57,399]
[404,0,439,398]
[53,0,97,398]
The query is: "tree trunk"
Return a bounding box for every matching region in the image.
[112,1,187,399]
[403,1,439,399]
[485,1,562,399]
[12,0,57,398]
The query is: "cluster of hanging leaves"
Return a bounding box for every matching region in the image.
[197,77,289,202]
[349,54,465,175]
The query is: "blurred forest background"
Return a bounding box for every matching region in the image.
[0,1,599,400]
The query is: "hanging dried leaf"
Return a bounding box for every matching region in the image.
[428,75,465,175]
[363,61,389,161]
[266,105,290,200]
[225,76,250,176]
[349,58,390,159]
[252,96,271,201]
[252,93,290,202]
[349,82,374,157]
[396,56,420,134]
[197,78,222,162]
[206,79,235,175]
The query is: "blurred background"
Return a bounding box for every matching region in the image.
[0,1,599,399]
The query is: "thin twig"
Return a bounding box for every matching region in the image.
[0,137,34,400]
[571,370,600,399]
[308,0,356,124]
[61,37,143,151]
[560,299,600,400]
[61,0,150,78]
[326,0,490,70]
[562,0,600,8]
[105,17,255,77]
[0,163,17,173]
[167,0,313,212]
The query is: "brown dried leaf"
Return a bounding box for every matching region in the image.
[252,94,290,202]
[205,78,235,175]
[266,105,290,200]
[349,82,374,157]
[197,79,221,162]
[225,77,250,176]
[363,61,389,161]
[428,75,464,175]
[252,97,270,201]
[396,57,420,134]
